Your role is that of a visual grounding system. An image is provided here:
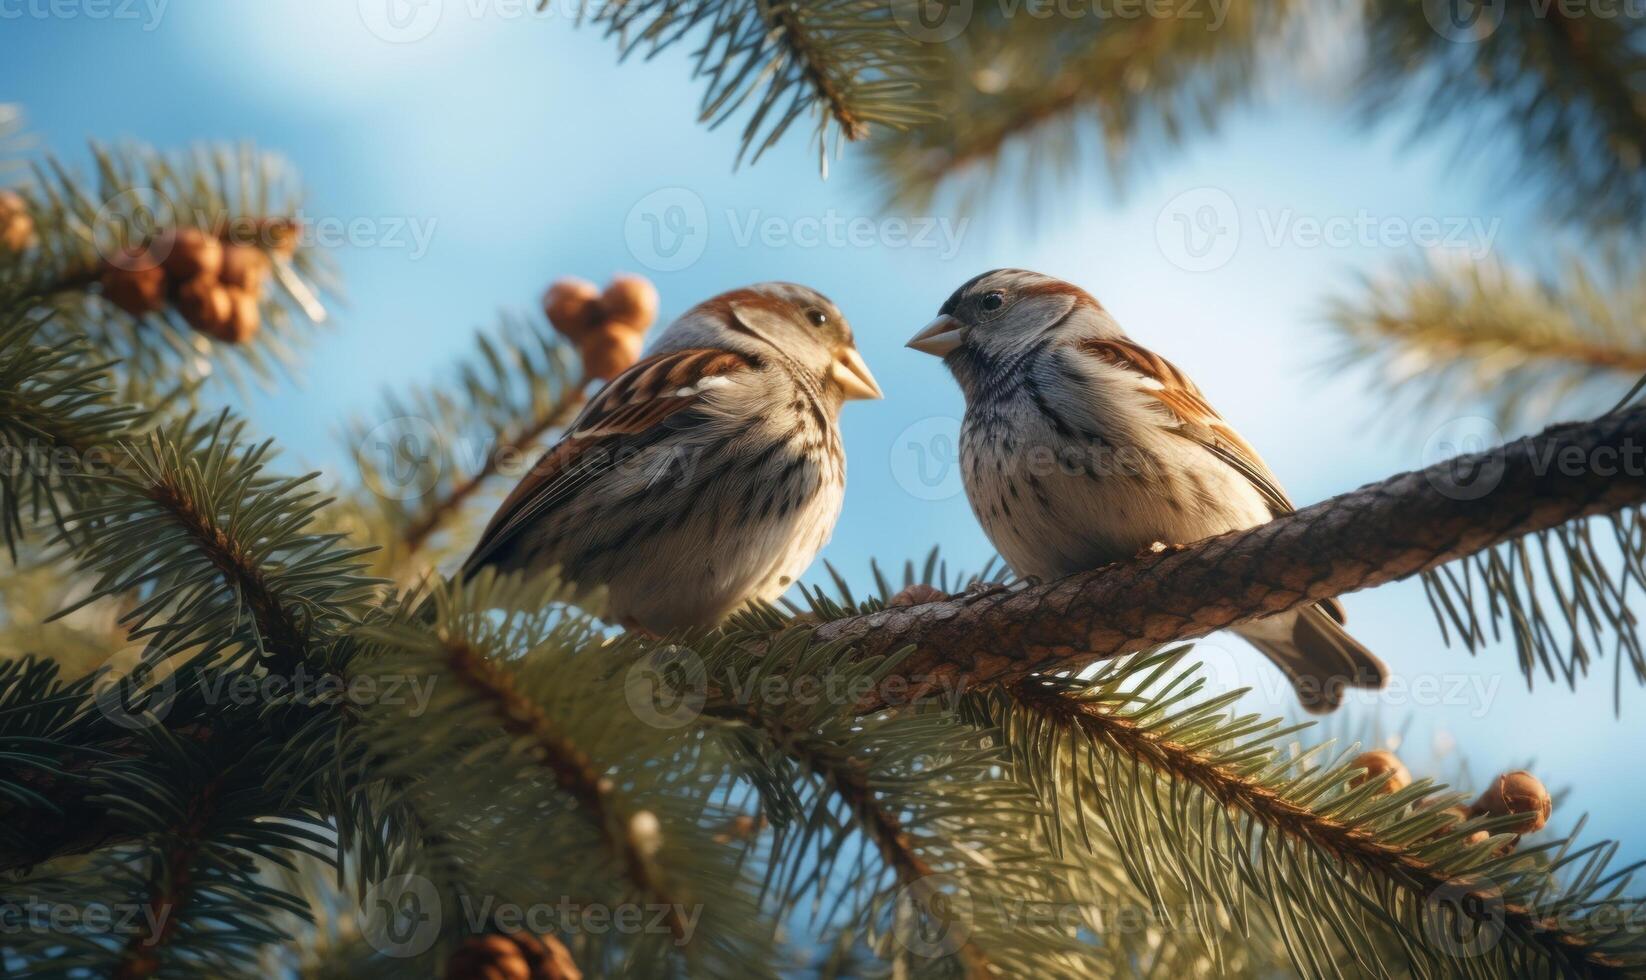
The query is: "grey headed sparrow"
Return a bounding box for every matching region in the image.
[908,268,1385,712]
[465,282,881,631]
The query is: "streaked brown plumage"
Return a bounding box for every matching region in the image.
[465,283,880,630]
[909,268,1386,712]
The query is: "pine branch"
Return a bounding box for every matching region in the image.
[437,634,694,944]
[588,0,933,170]
[358,574,778,974]
[870,1,1293,210]
[968,657,1646,977]
[11,141,335,386]
[0,304,144,558]
[113,777,222,980]
[1359,0,1646,233]
[809,405,1646,710]
[1327,248,1646,428]
[341,312,583,579]
[53,414,383,675]
[695,629,1088,975]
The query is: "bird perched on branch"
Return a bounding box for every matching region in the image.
[464,282,881,631]
[908,269,1386,712]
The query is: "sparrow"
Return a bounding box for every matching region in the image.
[464,282,881,631]
[907,269,1386,712]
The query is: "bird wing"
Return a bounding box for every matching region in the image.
[1080,337,1346,622]
[461,347,757,575]
[1081,337,1297,515]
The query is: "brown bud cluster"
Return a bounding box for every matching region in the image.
[1373,750,1553,853]
[1469,769,1551,835]
[1348,750,1412,795]
[97,224,291,344]
[446,931,582,980]
[0,190,34,252]
[542,274,658,382]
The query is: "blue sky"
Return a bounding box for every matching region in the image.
[6,1,1643,863]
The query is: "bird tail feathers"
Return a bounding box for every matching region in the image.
[1236,605,1387,714]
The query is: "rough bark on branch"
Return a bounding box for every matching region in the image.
[815,406,1646,711]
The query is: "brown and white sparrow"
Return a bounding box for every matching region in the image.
[908,269,1386,712]
[465,282,881,631]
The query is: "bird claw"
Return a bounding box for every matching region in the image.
[960,576,1039,604]
[1136,541,1187,559]
[960,580,1012,605]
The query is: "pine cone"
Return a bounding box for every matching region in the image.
[219,244,271,295]
[174,278,235,340]
[0,190,34,252]
[888,583,949,607]
[100,259,168,316]
[1348,750,1411,795]
[217,287,261,344]
[577,329,644,383]
[599,274,658,332]
[543,275,658,381]
[543,278,603,342]
[446,932,581,980]
[1470,769,1551,835]
[155,227,223,281]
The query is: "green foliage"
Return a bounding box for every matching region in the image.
[55,411,383,674]
[15,141,335,387]
[589,0,934,171]
[357,572,778,977]
[700,624,1091,976]
[0,302,142,558]
[1359,0,1646,235]
[1422,506,1646,714]
[338,311,582,580]
[1327,248,1646,429]
[868,0,1295,212]
[969,650,1646,977]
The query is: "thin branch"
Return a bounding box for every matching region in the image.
[400,381,588,558]
[705,700,995,976]
[439,637,692,943]
[764,2,868,142]
[112,777,222,980]
[825,759,994,978]
[145,474,311,673]
[811,405,1646,710]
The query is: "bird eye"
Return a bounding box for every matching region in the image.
[980,291,1005,312]
[805,308,829,327]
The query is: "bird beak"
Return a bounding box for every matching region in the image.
[906,314,967,357]
[831,346,883,401]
